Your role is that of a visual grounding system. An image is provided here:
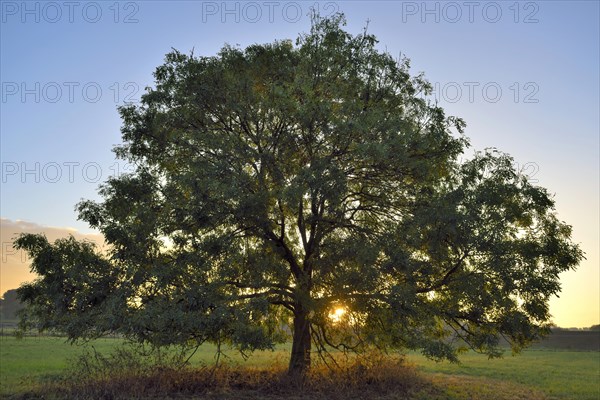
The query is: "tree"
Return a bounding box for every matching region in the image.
[15,14,583,378]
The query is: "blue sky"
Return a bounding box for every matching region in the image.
[1,1,598,327]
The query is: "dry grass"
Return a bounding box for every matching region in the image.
[10,358,554,400]
[12,353,436,400]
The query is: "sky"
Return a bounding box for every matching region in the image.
[0,1,598,328]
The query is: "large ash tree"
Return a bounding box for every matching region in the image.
[15,15,582,377]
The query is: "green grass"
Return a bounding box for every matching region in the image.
[406,350,600,400]
[1,335,598,399]
[0,335,288,396]
[0,335,122,395]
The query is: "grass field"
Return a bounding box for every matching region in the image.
[406,350,599,400]
[1,334,598,399]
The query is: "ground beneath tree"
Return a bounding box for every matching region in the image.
[11,361,550,400]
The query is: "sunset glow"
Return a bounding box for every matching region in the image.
[329,307,347,323]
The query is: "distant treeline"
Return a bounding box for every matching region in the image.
[0,289,24,320]
[535,330,600,351]
[552,325,600,331]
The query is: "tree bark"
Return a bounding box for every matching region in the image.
[288,307,311,378]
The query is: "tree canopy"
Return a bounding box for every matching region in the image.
[15,14,583,377]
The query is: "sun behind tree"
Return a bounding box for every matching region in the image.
[14,13,583,380]
[329,307,346,324]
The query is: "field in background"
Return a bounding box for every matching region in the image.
[1,333,599,399]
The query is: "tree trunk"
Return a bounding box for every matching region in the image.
[288,308,311,378]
